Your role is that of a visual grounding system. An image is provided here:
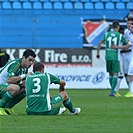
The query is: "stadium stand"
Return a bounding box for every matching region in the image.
[116,2,125,9]
[126,2,133,9]
[105,2,115,9]
[64,2,73,9]
[33,2,42,9]
[12,1,22,9]
[43,2,53,9]
[22,2,32,9]
[84,2,94,9]
[0,0,131,48]
[2,2,12,9]
[0,0,132,9]
[53,2,63,9]
[111,0,120,2]
[94,2,104,9]
[19,0,28,2]
[74,2,83,9]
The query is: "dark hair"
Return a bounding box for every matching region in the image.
[112,21,120,29]
[127,17,133,21]
[23,49,36,58]
[118,26,124,35]
[33,62,44,73]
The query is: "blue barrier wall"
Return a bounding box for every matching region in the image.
[0,9,129,48]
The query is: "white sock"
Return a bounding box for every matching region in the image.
[129,81,133,93]
[114,78,122,92]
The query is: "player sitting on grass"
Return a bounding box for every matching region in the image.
[25,62,81,115]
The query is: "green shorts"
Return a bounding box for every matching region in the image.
[27,94,63,115]
[106,60,120,73]
[0,83,10,98]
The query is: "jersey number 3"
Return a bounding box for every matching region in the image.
[32,78,41,93]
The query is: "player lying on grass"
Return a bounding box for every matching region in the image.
[25,62,81,115]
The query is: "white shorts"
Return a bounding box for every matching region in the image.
[118,53,124,77]
[123,52,132,74]
[128,57,133,76]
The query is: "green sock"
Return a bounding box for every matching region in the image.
[0,92,13,108]
[110,76,118,94]
[5,92,26,108]
[63,98,75,113]
[109,76,113,89]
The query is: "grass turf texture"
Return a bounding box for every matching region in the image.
[0,89,132,133]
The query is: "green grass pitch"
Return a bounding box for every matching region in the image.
[0,89,132,133]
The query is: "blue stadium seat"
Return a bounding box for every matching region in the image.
[91,0,100,2]
[50,0,59,2]
[111,0,120,2]
[9,0,19,2]
[0,0,8,2]
[121,0,131,2]
[29,0,39,2]
[33,2,42,9]
[0,3,1,9]
[23,2,32,9]
[101,0,110,2]
[54,2,63,9]
[40,0,49,2]
[64,2,73,9]
[43,2,52,9]
[105,2,115,9]
[70,0,79,2]
[94,2,104,9]
[12,2,22,9]
[126,2,133,9]
[84,2,93,9]
[80,0,89,2]
[116,2,125,9]
[19,0,28,2]
[2,2,12,9]
[60,0,69,2]
[74,2,83,9]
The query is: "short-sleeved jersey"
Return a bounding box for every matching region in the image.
[26,72,60,113]
[101,31,128,60]
[0,58,28,84]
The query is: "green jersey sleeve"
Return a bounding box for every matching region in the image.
[7,59,21,78]
[48,73,60,84]
[121,35,128,45]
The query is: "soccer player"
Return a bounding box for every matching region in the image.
[126,18,133,97]
[122,17,133,97]
[115,18,133,97]
[26,62,81,115]
[0,49,36,115]
[114,26,125,97]
[96,21,132,97]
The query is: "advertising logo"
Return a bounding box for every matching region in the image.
[92,72,105,84]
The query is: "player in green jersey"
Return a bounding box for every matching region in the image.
[26,62,81,115]
[96,21,132,97]
[0,49,36,115]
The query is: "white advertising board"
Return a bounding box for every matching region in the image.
[43,67,128,89]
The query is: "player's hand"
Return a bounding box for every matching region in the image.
[26,72,32,77]
[96,55,100,59]
[111,44,118,49]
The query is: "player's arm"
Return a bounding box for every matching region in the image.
[7,72,32,84]
[59,80,66,92]
[96,40,103,59]
[49,73,66,91]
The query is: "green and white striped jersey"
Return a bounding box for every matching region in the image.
[101,31,128,60]
[26,71,60,113]
[0,58,28,84]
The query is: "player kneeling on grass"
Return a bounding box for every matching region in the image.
[25,62,81,115]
